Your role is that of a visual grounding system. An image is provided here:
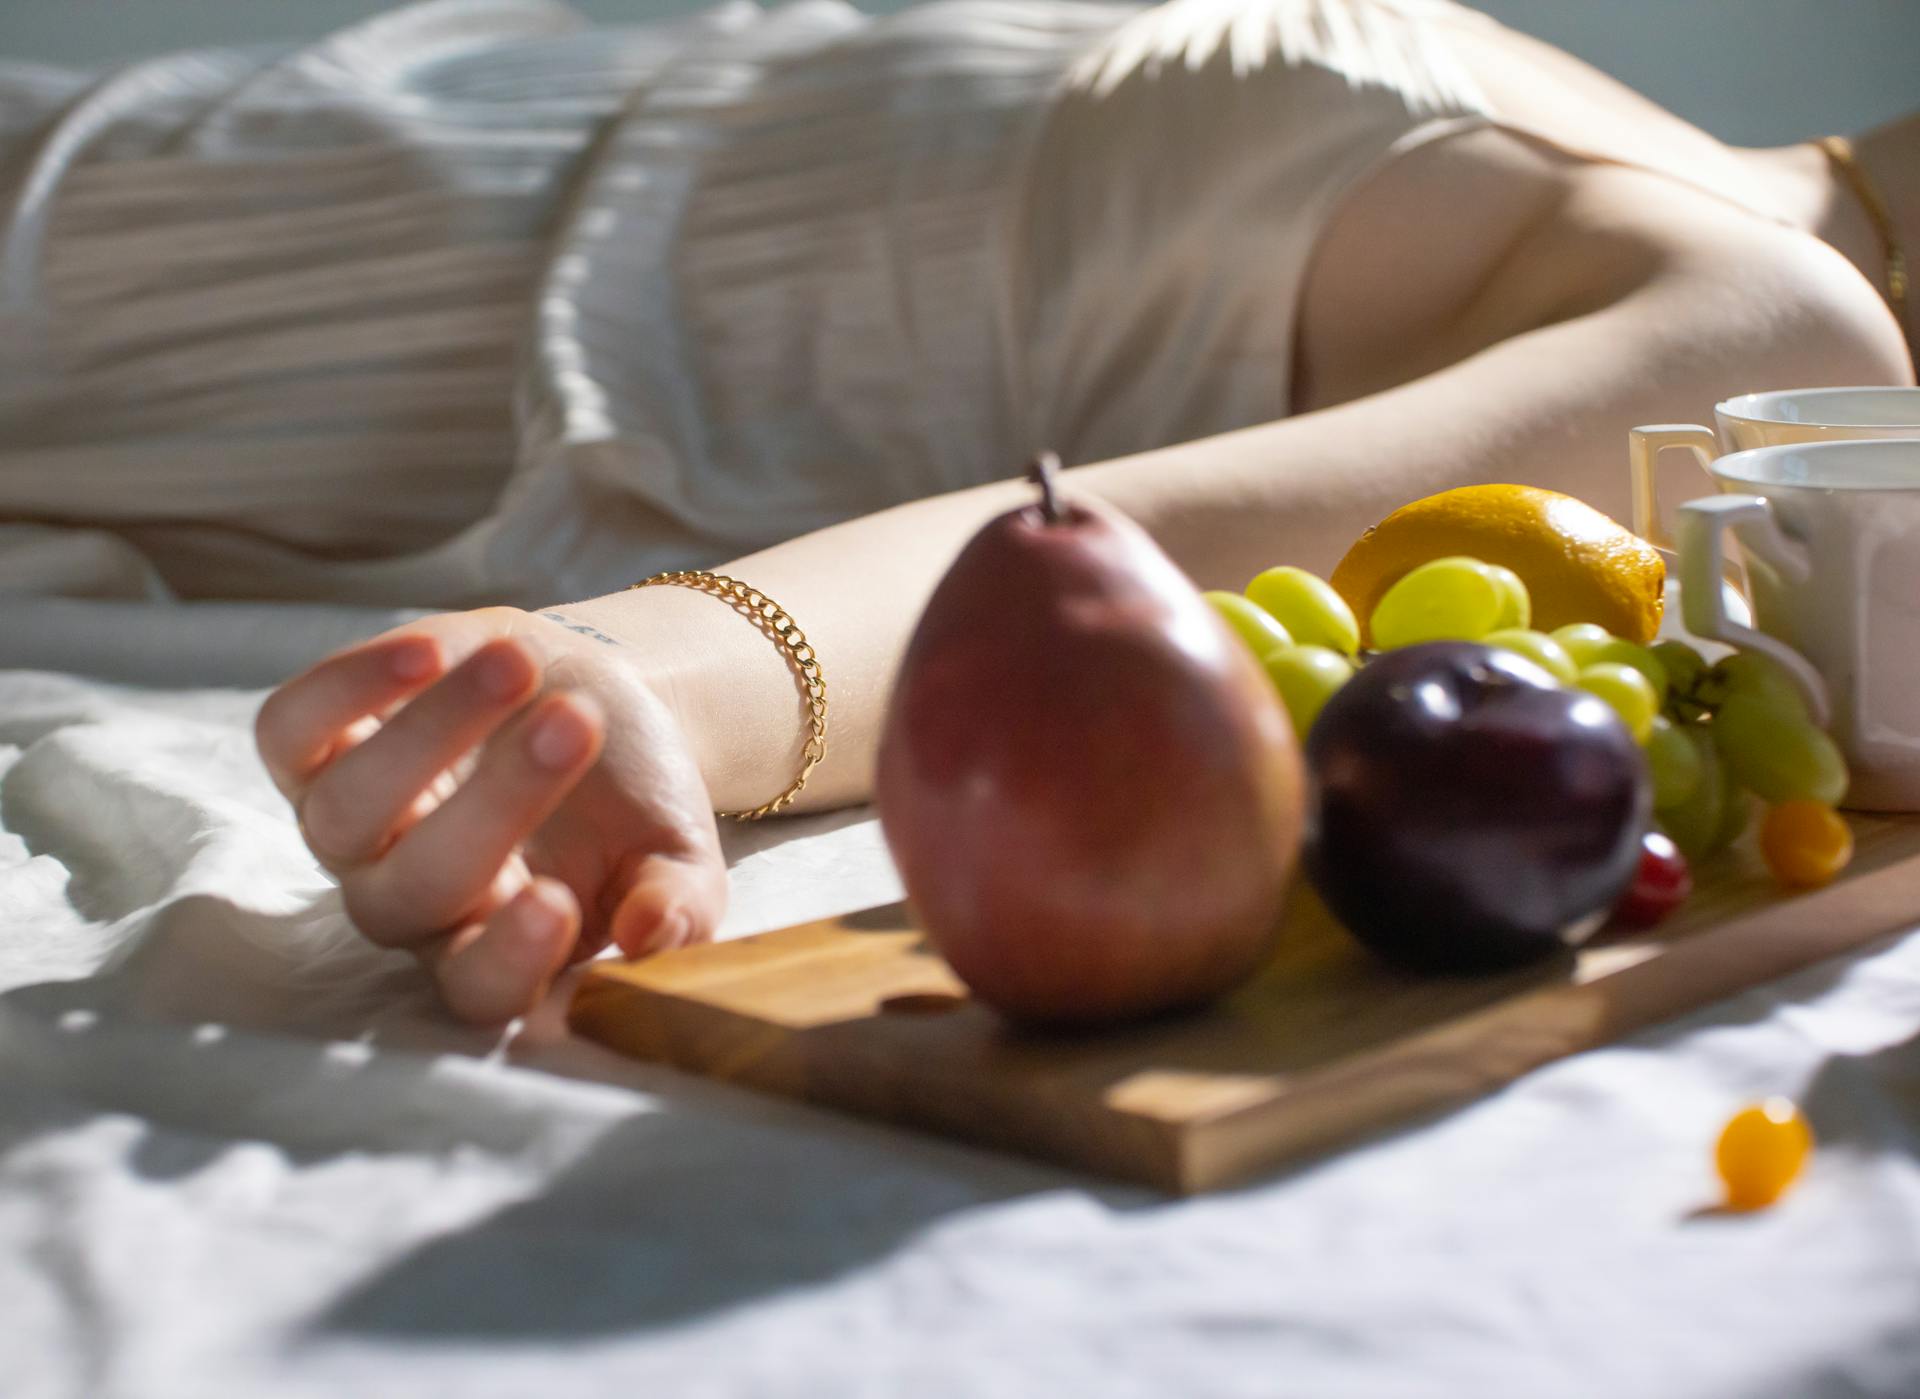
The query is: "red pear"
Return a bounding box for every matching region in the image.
[876,455,1305,1026]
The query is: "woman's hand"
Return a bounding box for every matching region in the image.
[254,607,727,1023]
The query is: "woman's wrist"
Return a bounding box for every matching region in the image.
[529,587,804,815]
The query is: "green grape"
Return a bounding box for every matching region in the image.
[1711,695,1848,805]
[1647,714,1703,810]
[1551,623,1615,668]
[1702,651,1811,719]
[1206,591,1293,658]
[1658,725,1729,863]
[1483,628,1579,684]
[1244,566,1359,657]
[1715,783,1752,851]
[1591,639,1669,702]
[1551,625,1669,704]
[1651,641,1708,700]
[1263,645,1356,741]
[1484,564,1532,631]
[1370,557,1505,649]
[1577,662,1659,744]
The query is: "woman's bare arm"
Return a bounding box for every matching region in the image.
[553,168,1911,816]
[261,161,1909,1021]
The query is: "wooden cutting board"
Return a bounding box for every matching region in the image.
[569,814,1920,1194]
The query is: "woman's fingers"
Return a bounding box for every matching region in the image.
[341,690,605,947]
[297,638,540,868]
[256,633,446,794]
[426,876,582,1024]
[604,847,729,959]
[262,610,730,1025]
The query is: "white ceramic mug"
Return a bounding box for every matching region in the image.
[1632,387,1920,551]
[1676,439,1920,812]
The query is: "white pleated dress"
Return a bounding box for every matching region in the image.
[1,0,1508,611]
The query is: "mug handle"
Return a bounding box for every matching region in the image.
[1675,494,1830,728]
[1630,424,1719,551]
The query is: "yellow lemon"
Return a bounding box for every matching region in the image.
[1331,485,1665,645]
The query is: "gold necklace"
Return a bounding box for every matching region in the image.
[1818,134,1909,339]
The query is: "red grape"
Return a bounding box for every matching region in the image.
[1613,830,1692,927]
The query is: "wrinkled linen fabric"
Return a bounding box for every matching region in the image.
[1,661,1918,1398]
[0,0,1497,619]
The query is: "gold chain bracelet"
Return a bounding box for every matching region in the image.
[629,569,828,820]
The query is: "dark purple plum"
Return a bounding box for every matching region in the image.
[1305,641,1649,973]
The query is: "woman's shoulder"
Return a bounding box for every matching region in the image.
[1295,125,1913,413]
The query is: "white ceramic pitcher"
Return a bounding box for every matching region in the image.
[1632,387,1920,551]
[1676,438,1920,812]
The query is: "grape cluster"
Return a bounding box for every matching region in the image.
[1207,553,1856,906]
[1207,567,1360,742]
[1650,643,1853,889]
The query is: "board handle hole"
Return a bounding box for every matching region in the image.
[880,991,966,1015]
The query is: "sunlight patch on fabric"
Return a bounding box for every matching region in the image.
[1068,0,1490,114]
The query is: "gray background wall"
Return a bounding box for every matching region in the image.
[2,0,1915,147]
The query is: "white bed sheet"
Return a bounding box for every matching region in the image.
[3,602,1919,1399]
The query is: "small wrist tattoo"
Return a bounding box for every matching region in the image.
[539,611,623,647]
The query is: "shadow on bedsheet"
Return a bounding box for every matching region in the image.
[1801,1028,1920,1158]
[5,959,1144,1344]
[7,884,525,1055]
[4,888,1152,1343]
[304,1093,1102,1343]
[0,970,546,1168]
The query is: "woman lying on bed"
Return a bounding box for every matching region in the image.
[22,0,1906,1021]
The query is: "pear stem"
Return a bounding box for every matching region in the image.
[1028,451,1065,523]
